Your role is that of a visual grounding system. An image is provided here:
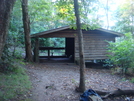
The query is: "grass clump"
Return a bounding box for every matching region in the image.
[0,64,32,101]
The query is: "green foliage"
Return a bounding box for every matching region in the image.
[121,78,127,81]
[55,0,102,30]
[38,38,50,47]
[112,0,134,34]
[28,0,102,34]
[8,0,24,58]
[29,0,51,33]
[0,39,24,73]
[107,33,134,74]
[55,0,75,24]
[29,0,66,33]
[103,59,114,68]
[38,38,65,47]
[0,44,17,73]
[130,78,134,83]
[0,64,31,100]
[0,0,26,73]
[49,38,65,47]
[8,30,24,58]
[10,0,24,44]
[71,79,78,86]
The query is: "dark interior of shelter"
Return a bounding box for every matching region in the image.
[39,38,75,63]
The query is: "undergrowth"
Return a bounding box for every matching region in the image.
[130,78,134,83]
[0,61,32,101]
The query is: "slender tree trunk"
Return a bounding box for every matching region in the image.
[0,0,16,59]
[131,16,134,36]
[106,0,109,29]
[74,0,86,93]
[131,1,134,36]
[22,0,33,62]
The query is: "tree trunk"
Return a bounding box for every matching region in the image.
[22,0,33,62]
[0,0,16,59]
[106,0,109,29]
[131,2,134,36]
[74,0,86,93]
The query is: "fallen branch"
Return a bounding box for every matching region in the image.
[95,89,134,99]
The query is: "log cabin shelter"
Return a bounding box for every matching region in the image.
[31,26,122,63]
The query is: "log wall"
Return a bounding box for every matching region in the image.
[75,31,115,62]
[34,28,117,62]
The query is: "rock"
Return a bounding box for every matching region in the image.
[67,96,70,99]
[29,94,32,97]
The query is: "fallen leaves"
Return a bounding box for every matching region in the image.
[26,63,134,101]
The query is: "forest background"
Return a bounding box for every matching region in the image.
[0,0,134,100]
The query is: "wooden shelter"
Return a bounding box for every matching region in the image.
[31,26,122,63]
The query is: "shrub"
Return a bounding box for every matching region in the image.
[0,44,18,73]
[107,33,134,74]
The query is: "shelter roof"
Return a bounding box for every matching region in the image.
[31,26,123,38]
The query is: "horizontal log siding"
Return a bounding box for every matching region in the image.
[34,28,117,62]
[40,29,77,38]
[75,32,115,62]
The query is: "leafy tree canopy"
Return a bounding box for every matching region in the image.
[112,0,134,34]
[55,0,103,29]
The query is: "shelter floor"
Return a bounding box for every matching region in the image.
[39,57,74,63]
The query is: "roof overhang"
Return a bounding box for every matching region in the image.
[31,26,70,38]
[96,28,123,36]
[31,26,123,38]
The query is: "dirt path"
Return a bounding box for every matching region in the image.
[26,63,134,101]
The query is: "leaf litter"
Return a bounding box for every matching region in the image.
[26,63,134,101]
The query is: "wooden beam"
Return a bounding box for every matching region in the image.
[34,37,39,63]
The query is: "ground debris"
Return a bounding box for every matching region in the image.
[26,63,134,101]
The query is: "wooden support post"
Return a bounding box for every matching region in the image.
[34,37,39,63]
[48,49,50,60]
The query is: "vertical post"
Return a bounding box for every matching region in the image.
[34,37,39,63]
[48,49,50,60]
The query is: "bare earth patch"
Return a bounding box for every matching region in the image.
[26,63,134,101]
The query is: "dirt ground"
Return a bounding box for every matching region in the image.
[25,63,134,101]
